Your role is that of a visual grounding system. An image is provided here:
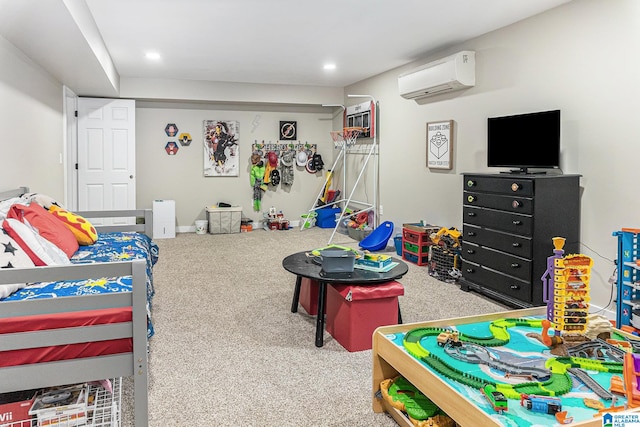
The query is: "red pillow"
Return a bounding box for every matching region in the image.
[7,203,79,258]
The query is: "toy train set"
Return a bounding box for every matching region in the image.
[377,236,640,425]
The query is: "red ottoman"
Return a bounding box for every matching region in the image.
[299,278,325,315]
[326,281,404,352]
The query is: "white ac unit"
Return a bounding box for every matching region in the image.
[398,51,475,101]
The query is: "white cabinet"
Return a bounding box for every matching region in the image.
[153,200,176,239]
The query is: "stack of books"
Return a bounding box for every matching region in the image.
[28,384,88,427]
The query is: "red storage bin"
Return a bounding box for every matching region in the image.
[325,281,404,352]
[299,278,325,315]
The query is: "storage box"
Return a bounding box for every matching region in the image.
[299,278,324,315]
[0,389,37,426]
[316,207,341,228]
[402,222,440,235]
[325,281,404,352]
[206,206,242,234]
[320,249,355,273]
[355,253,392,269]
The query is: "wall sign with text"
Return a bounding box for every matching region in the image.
[427,120,454,170]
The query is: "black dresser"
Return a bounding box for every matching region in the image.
[460,173,581,307]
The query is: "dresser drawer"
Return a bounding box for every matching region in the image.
[461,259,532,302]
[463,206,533,236]
[464,176,534,196]
[463,224,532,258]
[462,242,531,281]
[464,191,533,214]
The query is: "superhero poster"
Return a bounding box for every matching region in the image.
[203,120,239,176]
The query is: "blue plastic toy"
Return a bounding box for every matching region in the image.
[359,221,394,252]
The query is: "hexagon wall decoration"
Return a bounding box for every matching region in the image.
[165,141,179,155]
[178,132,192,146]
[165,123,178,137]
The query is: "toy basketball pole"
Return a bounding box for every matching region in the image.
[328,95,379,244]
[300,104,346,231]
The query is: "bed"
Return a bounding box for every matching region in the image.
[0,187,156,427]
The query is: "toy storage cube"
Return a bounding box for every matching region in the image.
[326,281,404,352]
[206,206,242,234]
[299,278,325,315]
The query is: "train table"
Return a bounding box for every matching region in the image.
[372,307,640,426]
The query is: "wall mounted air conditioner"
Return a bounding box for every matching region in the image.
[398,51,475,101]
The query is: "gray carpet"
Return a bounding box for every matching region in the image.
[121,227,507,426]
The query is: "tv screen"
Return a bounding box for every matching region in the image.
[487,109,560,173]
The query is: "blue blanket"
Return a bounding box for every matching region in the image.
[1,232,159,337]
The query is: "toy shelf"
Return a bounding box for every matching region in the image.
[613,229,640,330]
[401,226,433,266]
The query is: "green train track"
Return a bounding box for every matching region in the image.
[402,318,621,400]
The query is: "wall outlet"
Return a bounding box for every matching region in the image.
[379,205,384,215]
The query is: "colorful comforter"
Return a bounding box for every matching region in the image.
[0,232,159,337]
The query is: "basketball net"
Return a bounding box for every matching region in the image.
[330,127,364,148]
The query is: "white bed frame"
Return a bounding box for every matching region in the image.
[0,187,152,427]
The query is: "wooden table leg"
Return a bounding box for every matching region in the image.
[291,275,302,313]
[315,281,327,347]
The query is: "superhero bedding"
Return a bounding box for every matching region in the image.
[0,187,156,426]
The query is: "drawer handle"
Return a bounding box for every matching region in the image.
[467,231,476,237]
[467,195,476,203]
[467,180,476,187]
[512,220,522,225]
[467,212,477,217]
[511,263,520,268]
[467,249,475,254]
[466,268,475,273]
[510,284,520,290]
[511,183,521,192]
[512,200,522,208]
[512,242,521,247]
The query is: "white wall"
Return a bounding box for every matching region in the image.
[344,0,640,311]
[0,35,64,199]
[135,101,335,229]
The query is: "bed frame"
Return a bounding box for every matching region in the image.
[0,187,152,427]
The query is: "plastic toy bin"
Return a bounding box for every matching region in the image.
[316,207,341,228]
[325,281,404,352]
[206,206,242,234]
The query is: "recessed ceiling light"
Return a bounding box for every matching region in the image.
[145,52,161,60]
[323,63,336,70]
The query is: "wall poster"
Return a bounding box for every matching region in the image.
[203,120,239,176]
[426,120,454,170]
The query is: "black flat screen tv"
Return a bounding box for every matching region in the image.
[487,109,560,174]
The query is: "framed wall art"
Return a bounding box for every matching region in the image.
[426,120,454,170]
[203,120,239,176]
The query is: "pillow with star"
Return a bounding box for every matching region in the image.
[0,229,35,299]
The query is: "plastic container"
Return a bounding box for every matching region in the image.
[300,212,317,228]
[394,234,403,256]
[316,207,341,228]
[195,220,208,234]
[348,227,372,241]
[319,249,355,273]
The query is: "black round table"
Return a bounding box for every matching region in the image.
[282,251,409,347]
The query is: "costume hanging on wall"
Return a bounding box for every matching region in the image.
[263,151,278,184]
[280,150,295,186]
[250,153,266,211]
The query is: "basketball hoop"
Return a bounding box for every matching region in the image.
[330,127,364,148]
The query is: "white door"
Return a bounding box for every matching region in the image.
[77,98,136,225]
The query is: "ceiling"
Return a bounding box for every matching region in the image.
[0,0,572,94]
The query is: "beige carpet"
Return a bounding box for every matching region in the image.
[120,227,507,426]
